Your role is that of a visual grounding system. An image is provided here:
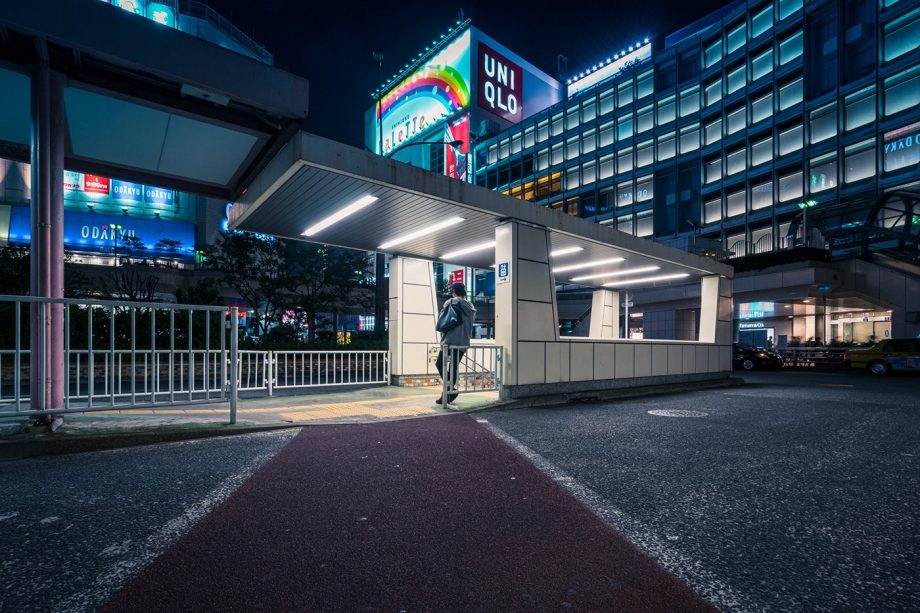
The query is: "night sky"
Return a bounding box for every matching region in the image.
[203,0,732,148]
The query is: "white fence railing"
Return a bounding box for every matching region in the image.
[440,345,502,404]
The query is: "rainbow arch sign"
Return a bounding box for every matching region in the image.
[378,29,471,155]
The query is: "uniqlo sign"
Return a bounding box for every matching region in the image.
[478,42,522,123]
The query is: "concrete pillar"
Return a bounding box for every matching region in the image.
[588,289,620,338]
[387,256,439,381]
[29,61,66,411]
[699,275,733,346]
[494,221,559,387]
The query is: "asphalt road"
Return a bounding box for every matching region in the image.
[479,370,920,612]
[1,369,917,612]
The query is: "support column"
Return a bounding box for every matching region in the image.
[699,275,733,363]
[588,289,620,338]
[29,60,66,412]
[387,256,440,383]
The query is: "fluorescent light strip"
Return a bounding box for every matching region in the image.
[303,195,378,237]
[570,266,661,281]
[603,273,691,287]
[550,246,584,257]
[441,241,495,260]
[378,216,465,250]
[553,257,624,273]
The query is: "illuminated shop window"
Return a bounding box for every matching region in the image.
[537,120,549,143]
[566,135,580,160]
[636,105,654,133]
[751,49,773,82]
[778,0,802,20]
[727,148,746,175]
[582,128,597,155]
[617,114,634,140]
[751,5,773,38]
[636,175,654,202]
[536,147,549,171]
[751,136,773,166]
[500,138,510,159]
[524,126,535,149]
[726,190,746,216]
[845,86,876,130]
[809,103,837,144]
[705,40,722,68]
[705,156,723,183]
[511,132,522,155]
[552,113,565,136]
[636,70,654,99]
[617,147,634,173]
[680,124,700,154]
[599,121,615,148]
[636,140,654,167]
[551,142,564,166]
[727,23,746,54]
[727,106,746,135]
[704,196,722,223]
[636,210,654,237]
[617,180,634,206]
[751,180,774,210]
[567,105,580,131]
[726,64,746,95]
[884,9,920,62]
[705,78,723,106]
[778,170,803,201]
[657,96,676,126]
[751,92,773,124]
[582,159,597,185]
[779,31,803,65]
[844,139,876,183]
[618,80,634,107]
[778,76,803,110]
[778,124,803,155]
[705,118,723,145]
[884,66,920,116]
[809,153,837,192]
[658,132,676,161]
[883,123,920,171]
[582,99,597,123]
[617,214,634,234]
[599,153,615,180]
[680,86,700,116]
[599,89,615,116]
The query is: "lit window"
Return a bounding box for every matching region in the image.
[779,0,802,20]
[499,138,510,159]
[705,118,723,145]
[884,66,920,116]
[636,70,654,99]
[599,121,614,148]
[778,171,803,201]
[751,226,773,252]
[566,135,580,160]
[583,159,597,185]
[636,176,654,201]
[618,80,634,107]
[582,99,597,123]
[884,9,920,62]
[488,144,497,164]
[779,31,803,65]
[551,142,564,166]
[599,153,615,180]
[751,5,773,38]
[565,164,580,190]
[637,140,654,167]
[536,120,549,143]
[845,86,876,130]
[751,180,773,210]
[727,23,746,54]
[726,190,746,216]
[657,96,676,125]
[883,123,920,172]
[617,114,633,140]
[617,213,633,234]
[844,139,876,183]
[705,157,722,183]
[510,132,522,155]
[552,113,564,136]
[617,181,633,207]
[658,132,676,161]
[727,65,746,95]
[778,124,803,155]
[704,197,722,223]
[599,89,615,116]
[680,86,700,116]
[751,137,773,166]
[705,40,722,68]
[582,128,597,155]
[727,106,746,135]
[566,106,580,131]
[680,124,700,154]
[727,148,746,175]
[617,147,633,173]
[751,92,773,124]
[727,232,747,257]
[636,210,653,237]
[637,105,654,133]
[779,76,803,110]
[809,103,837,144]
[809,154,837,193]
[523,126,535,149]
[536,147,549,171]
[751,49,773,82]
[705,78,723,106]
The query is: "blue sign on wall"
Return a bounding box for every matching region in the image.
[144,186,174,206]
[112,180,142,202]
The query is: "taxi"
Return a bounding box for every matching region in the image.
[845,338,920,375]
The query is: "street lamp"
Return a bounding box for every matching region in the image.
[797,200,817,247]
[111,223,123,266]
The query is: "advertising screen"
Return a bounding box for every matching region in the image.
[445,113,469,181]
[377,29,471,155]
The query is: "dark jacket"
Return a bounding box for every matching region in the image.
[439,297,476,347]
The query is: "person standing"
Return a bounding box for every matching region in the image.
[435,282,476,406]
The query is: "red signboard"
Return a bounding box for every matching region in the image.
[445,113,470,181]
[449,268,465,287]
[478,42,522,123]
[83,175,110,195]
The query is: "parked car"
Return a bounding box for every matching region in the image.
[845,338,920,375]
[733,343,785,371]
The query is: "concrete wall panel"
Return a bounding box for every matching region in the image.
[615,344,635,378]
[518,224,550,263]
[405,285,437,315]
[668,344,684,374]
[594,343,615,378]
[570,342,594,381]
[518,259,554,303]
[634,343,652,378]
[652,343,669,376]
[682,344,696,373]
[517,342,546,385]
[518,300,557,341]
[545,342,570,384]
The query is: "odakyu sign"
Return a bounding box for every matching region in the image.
[478,42,522,123]
[64,170,173,206]
[377,29,471,155]
[884,122,920,172]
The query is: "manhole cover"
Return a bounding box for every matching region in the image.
[648,409,708,418]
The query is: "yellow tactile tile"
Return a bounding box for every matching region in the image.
[281,404,439,421]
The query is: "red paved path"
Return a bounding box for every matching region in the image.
[102,414,717,612]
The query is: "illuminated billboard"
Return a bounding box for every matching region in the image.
[445,113,469,181]
[567,42,652,97]
[377,29,471,155]
[478,42,523,123]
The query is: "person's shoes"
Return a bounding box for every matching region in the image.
[447,394,458,403]
[435,396,443,405]
[446,403,460,411]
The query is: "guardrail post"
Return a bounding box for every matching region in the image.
[229,307,238,424]
[267,351,274,397]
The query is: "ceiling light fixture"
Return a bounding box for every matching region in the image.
[378,216,465,250]
[441,240,496,260]
[570,266,661,281]
[303,195,378,237]
[550,246,584,257]
[553,257,624,273]
[603,273,691,287]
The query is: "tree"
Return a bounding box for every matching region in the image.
[0,244,30,296]
[155,238,183,268]
[201,231,293,336]
[96,267,161,303]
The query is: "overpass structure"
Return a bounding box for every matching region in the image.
[231,132,735,399]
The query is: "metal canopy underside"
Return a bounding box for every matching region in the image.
[231,132,733,290]
[0,0,310,199]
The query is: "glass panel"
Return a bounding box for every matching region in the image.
[500,139,510,158]
[726,190,746,216]
[523,126,535,149]
[599,121,614,148]
[551,142,564,166]
[618,80,634,107]
[810,104,837,144]
[680,126,700,153]
[727,148,746,175]
[705,40,722,68]
[617,181,634,206]
[566,136,580,160]
[636,70,654,99]
[727,65,746,94]
[883,123,920,171]
[752,5,773,38]
[884,9,920,62]
[751,92,773,124]
[680,86,700,116]
[727,106,746,134]
[779,124,803,155]
[751,181,773,210]
[705,78,723,106]
[885,68,920,116]
[779,0,802,20]
[567,106,580,130]
[599,154,615,179]
[751,137,773,166]
[583,160,597,185]
[636,176,654,201]
[582,99,597,123]
[727,23,746,54]
[636,210,653,236]
[536,147,549,170]
[582,128,597,155]
[844,142,875,183]
[705,118,723,145]
[779,31,803,65]
[488,144,497,164]
[778,171,803,201]
[779,77,803,110]
[637,106,654,133]
[704,197,722,223]
[510,132,522,154]
[845,88,876,130]
[617,147,633,173]
[566,165,580,190]
[617,214,634,234]
[751,49,773,81]
[599,90,615,116]
[658,133,676,161]
[705,157,722,183]
[537,120,549,143]
[552,113,564,136]
[617,114,633,140]
[809,157,837,192]
[636,140,654,167]
[657,96,676,125]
